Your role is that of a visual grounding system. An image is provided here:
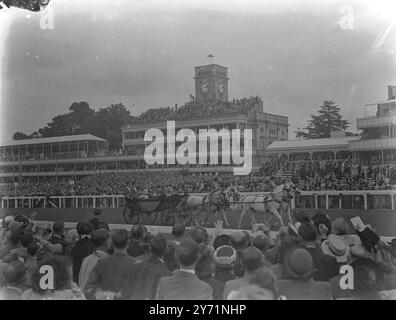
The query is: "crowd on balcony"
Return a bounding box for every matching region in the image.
[131,96,261,123]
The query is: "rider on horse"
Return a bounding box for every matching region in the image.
[208,177,229,210]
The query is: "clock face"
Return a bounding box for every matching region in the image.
[201,79,209,94]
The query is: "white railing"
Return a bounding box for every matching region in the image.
[1,190,395,210]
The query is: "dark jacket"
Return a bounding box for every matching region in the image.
[305,246,339,282]
[121,256,172,300]
[71,237,95,284]
[215,269,236,284]
[202,276,224,300]
[85,251,136,296]
[156,270,213,300]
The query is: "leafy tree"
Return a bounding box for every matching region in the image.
[38,101,96,137]
[94,103,134,150]
[13,132,32,140]
[13,101,134,151]
[296,100,350,139]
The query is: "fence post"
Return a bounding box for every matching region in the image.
[325,194,329,210]
[363,193,368,210]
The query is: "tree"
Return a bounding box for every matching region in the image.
[94,103,134,150]
[296,100,350,139]
[38,101,96,137]
[12,101,133,150]
[13,132,32,140]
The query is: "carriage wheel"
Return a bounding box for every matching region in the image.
[141,211,158,225]
[123,207,140,225]
[160,209,175,226]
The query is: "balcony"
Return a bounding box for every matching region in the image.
[357,115,396,129]
[349,137,396,151]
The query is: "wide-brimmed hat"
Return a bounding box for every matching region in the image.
[283,247,313,279]
[321,234,350,263]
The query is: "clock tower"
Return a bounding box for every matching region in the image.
[194,64,229,103]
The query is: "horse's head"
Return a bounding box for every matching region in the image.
[282,183,300,199]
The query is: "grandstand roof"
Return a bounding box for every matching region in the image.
[1,134,106,147]
[266,136,360,153]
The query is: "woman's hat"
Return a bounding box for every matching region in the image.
[283,247,313,279]
[321,234,350,263]
[213,245,237,267]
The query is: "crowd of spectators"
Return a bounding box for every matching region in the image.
[1,211,395,300]
[1,159,392,198]
[132,96,261,123]
[290,161,392,191]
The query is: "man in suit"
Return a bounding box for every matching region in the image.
[85,229,136,299]
[155,238,212,300]
[275,246,331,300]
[298,222,339,281]
[223,246,263,299]
[78,229,110,291]
[71,222,95,284]
[121,234,172,300]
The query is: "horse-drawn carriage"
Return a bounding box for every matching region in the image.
[122,183,300,228]
[122,193,209,226]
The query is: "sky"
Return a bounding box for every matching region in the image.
[1,0,396,142]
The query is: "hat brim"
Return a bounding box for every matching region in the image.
[321,241,349,263]
[283,248,313,279]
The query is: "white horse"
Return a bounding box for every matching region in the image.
[235,184,299,228]
[176,187,237,226]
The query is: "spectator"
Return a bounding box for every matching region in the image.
[47,220,68,255]
[223,246,263,299]
[127,224,146,258]
[0,260,26,300]
[155,238,212,300]
[85,229,136,300]
[331,218,361,247]
[78,229,110,291]
[228,268,279,300]
[213,245,237,284]
[338,258,385,300]
[321,234,350,265]
[230,231,250,277]
[269,234,300,280]
[171,223,186,244]
[275,247,332,300]
[25,241,39,287]
[298,222,339,281]
[2,232,33,263]
[70,222,94,284]
[22,256,85,300]
[122,234,172,300]
[195,245,224,300]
